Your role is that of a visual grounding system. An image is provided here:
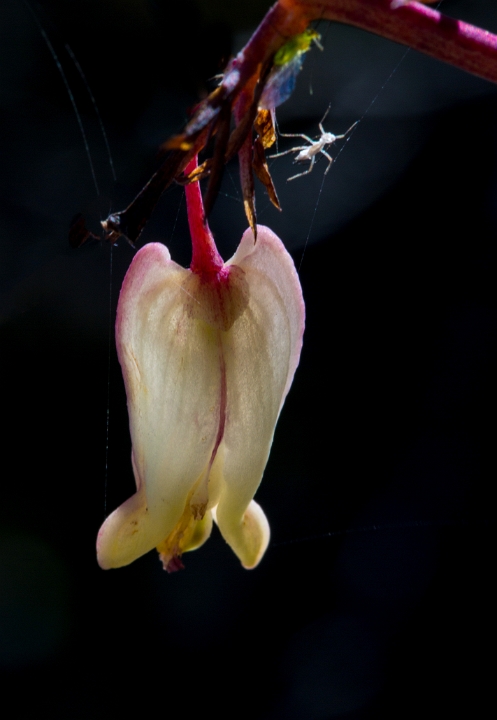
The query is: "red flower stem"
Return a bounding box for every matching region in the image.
[185,157,224,275]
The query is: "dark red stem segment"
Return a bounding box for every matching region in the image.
[185,157,224,275]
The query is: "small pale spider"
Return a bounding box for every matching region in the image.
[269,109,357,181]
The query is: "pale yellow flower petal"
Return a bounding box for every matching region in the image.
[97,244,224,569]
[213,225,305,567]
[97,225,304,571]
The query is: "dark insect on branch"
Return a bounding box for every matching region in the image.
[69,4,297,249]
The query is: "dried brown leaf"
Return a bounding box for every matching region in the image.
[254,108,276,149]
[253,137,281,211]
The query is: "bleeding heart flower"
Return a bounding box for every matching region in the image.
[96,159,304,571]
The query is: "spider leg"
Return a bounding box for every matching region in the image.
[333,120,359,140]
[321,150,334,174]
[318,106,331,133]
[319,103,331,125]
[278,132,314,144]
[268,145,307,158]
[287,155,315,181]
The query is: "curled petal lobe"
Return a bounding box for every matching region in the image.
[97,225,304,570]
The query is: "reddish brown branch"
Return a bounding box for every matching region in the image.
[281,0,497,84]
[88,0,497,247]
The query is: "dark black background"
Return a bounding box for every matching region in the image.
[0,1,494,717]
